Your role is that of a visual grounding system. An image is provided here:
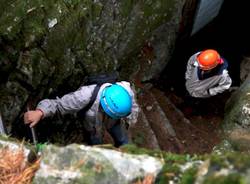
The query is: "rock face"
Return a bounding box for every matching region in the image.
[223,74,250,151]
[0,0,184,136]
[3,136,250,184]
[34,144,163,184]
[0,137,164,184]
[240,57,250,82]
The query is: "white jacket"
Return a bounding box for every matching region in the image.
[185,52,232,98]
[36,81,139,131]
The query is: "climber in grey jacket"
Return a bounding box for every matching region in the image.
[185,49,232,98]
[24,81,139,147]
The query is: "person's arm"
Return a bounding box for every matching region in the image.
[120,82,139,126]
[208,70,232,96]
[125,97,139,126]
[185,53,213,98]
[24,109,44,127]
[24,85,94,127]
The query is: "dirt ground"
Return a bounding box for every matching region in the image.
[163,89,224,154]
[134,85,225,155]
[151,79,234,154]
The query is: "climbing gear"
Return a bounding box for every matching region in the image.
[27,142,45,163]
[31,127,38,145]
[77,72,118,119]
[83,72,119,86]
[26,107,38,145]
[26,107,42,155]
[26,105,45,163]
[100,84,132,119]
[197,49,223,70]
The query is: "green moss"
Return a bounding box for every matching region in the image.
[209,152,250,170]
[224,85,250,131]
[226,153,250,171]
[121,144,199,162]
[121,0,176,50]
[0,0,26,39]
[122,144,202,183]
[76,152,118,184]
[203,174,244,184]
[118,0,182,80]
[34,176,61,184]
[0,135,36,154]
[133,131,145,145]
[0,135,16,143]
[156,164,180,183]
[119,55,140,80]
[209,154,230,168]
[120,0,134,17]
[91,1,103,22]
[22,7,46,48]
[180,167,198,184]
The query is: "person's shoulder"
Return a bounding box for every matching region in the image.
[117,81,131,87]
[117,81,135,94]
[78,84,97,91]
[187,52,200,66]
[190,51,201,58]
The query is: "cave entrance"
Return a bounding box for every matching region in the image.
[150,0,250,153]
[159,0,250,92]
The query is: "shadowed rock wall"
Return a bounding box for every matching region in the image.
[0,0,185,133]
[223,73,250,151]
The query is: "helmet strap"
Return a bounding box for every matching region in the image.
[218,58,224,64]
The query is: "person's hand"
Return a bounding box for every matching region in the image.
[24,110,43,127]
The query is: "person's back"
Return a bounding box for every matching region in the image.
[185,49,232,98]
[24,81,139,147]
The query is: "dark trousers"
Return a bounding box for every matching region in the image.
[183,92,225,116]
[88,121,128,147]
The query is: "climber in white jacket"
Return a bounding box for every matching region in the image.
[24,81,139,147]
[185,49,232,98]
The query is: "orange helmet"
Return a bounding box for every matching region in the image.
[197,49,222,70]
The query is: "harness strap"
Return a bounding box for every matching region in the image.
[77,85,101,119]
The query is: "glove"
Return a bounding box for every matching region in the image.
[207,88,216,96]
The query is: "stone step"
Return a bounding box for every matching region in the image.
[129,110,160,150]
[151,88,219,154]
[138,90,183,152]
[151,88,191,125]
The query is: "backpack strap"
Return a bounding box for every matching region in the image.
[77,84,101,119]
[77,72,118,119]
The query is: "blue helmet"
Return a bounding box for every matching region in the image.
[100,84,132,119]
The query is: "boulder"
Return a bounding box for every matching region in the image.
[223,75,250,151]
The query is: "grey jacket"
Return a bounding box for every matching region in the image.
[36,81,139,131]
[185,52,232,98]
